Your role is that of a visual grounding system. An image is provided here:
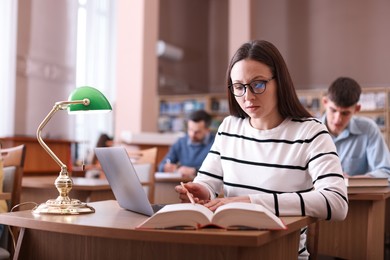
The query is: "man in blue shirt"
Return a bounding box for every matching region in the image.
[321,77,390,179]
[158,110,215,177]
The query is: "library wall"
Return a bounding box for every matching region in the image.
[252,0,390,90]
[158,0,390,96]
[15,0,78,139]
[158,0,228,95]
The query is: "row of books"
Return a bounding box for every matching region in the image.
[158,115,224,133]
[159,100,206,115]
[160,98,229,116]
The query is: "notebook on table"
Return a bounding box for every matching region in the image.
[94,146,164,216]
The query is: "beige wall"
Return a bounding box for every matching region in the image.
[15,0,77,138]
[252,0,390,90]
[160,0,390,94]
[10,0,390,140]
[115,0,160,137]
[250,0,390,89]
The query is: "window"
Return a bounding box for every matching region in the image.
[0,1,18,137]
[75,0,116,163]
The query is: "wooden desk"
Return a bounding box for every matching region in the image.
[0,200,315,260]
[21,176,114,209]
[316,186,390,260]
[154,172,193,204]
[0,136,75,175]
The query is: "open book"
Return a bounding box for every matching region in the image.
[137,202,286,230]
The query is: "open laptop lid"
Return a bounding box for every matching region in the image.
[94,146,155,216]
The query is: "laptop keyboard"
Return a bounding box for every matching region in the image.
[152,204,165,213]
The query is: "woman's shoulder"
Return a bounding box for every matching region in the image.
[220,116,247,128]
[288,117,327,132]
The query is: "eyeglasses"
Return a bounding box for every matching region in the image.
[228,76,275,97]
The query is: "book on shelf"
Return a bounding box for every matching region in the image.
[345,177,389,188]
[136,202,286,230]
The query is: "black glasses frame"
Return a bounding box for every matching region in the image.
[228,76,275,97]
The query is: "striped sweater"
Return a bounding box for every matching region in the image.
[194,116,348,259]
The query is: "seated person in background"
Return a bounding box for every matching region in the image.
[321,77,390,179]
[84,133,113,178]
[176,40,348,260]
[158,109,215,177]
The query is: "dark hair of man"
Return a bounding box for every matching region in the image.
[188,109,212,128]
[327,77,361,107]
[225,40,311,119]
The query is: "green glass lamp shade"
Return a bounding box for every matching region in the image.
[67,86,112,113]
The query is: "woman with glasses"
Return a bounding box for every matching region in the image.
[176,40,348,259]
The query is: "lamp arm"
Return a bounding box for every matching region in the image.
[36,99,89,173]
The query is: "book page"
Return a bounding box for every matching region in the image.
[211,202,286,230]
[137,203,214,229]
[161,203,214,219]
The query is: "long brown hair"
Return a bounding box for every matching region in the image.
[226,40,311,119]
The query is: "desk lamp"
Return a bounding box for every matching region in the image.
[33,86,112,214]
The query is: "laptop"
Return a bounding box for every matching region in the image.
[94,146,164,216]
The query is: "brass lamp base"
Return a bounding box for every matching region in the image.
[32,197,95,215]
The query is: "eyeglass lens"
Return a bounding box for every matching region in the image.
[231,80,266,96]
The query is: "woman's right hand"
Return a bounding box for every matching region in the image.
[175,182,210,203]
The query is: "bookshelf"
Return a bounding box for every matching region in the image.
[359,88,390,145]
[296,87,390,146]
[159,88,390,146]
[296,89,326,119]
[158,93,229,133]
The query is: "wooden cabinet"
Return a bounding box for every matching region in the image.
[296,87,390,146]
[0,136,75,175]
[158,93,229,133]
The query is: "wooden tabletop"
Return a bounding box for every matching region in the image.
[0,200,316,247]
[154,172,194,183]
[347,186,390,200]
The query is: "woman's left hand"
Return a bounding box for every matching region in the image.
[203,196,250,211]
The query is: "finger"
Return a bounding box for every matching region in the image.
[182,182,195,191]
[179,194,189,202]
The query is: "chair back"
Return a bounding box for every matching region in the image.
[0,144,26,259]
[127,147,158,203]
[1,145,26,209]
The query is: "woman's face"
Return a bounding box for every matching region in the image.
[230,59,279,128]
